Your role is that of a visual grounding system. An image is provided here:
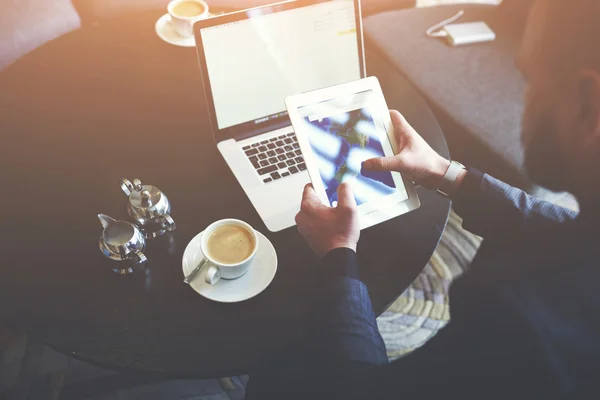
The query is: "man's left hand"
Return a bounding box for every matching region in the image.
[295,183,360,258]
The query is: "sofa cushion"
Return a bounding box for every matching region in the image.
[364,4,530,184]
[0,0,81,71]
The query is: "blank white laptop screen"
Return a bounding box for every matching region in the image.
[199,0,361,130]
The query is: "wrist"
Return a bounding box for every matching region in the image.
[431,157,451,188]
[323,242,357,258]
[435,160,467,196]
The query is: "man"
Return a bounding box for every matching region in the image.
[246,0,600,398]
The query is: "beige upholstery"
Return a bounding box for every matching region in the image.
[0,0,81,71]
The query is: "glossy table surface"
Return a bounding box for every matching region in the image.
[0,11,450,377]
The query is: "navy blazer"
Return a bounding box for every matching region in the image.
[247,170,600,399]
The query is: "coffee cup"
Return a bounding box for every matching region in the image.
[200,219,258,285]
[168,0,209,38]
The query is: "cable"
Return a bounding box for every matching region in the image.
[426,9,465,38]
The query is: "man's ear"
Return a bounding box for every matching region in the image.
[577,71,600,141]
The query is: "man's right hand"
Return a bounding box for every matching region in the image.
[362,110,453,190]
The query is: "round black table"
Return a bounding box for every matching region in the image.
[0,11,450,377]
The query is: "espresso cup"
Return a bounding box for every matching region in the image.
[200,219,258,285]
[168,0,209,38]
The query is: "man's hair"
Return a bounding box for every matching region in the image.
[541,0,600,76]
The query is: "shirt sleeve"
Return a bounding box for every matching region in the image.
[452,167,578,239]
[312,248,388,367]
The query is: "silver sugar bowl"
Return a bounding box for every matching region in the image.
[120,178,176,234]
[98,214,148,274]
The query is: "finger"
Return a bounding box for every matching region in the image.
[295,212,312,238]
[362,156,403,173]
[295,211,306,230]
[390,109,408,130]
[389,110,410,147]
[301,183,324,213]
[336,182,357,210]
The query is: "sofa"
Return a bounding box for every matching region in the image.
[363,0,536,187]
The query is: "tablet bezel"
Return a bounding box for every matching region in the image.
[285,76,420,229]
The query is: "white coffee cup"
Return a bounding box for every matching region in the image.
[168,0,209,38]
[200,219,259,285]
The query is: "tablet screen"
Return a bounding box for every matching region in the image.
[297,90,407,206]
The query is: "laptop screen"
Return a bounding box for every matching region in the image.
[197,0,363,137]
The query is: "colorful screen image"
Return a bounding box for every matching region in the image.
[302,106,397,206]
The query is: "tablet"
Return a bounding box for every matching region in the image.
[285,77,420,229]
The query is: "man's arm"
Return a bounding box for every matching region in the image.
[362,110,578,241]
[313,248,387,367]
[246,186,385,400]
[451,168,578,240]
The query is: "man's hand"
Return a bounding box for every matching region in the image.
[362,110,457,190]
[295,183,360,258]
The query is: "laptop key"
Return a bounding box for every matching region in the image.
[271,172,282,180]
[277,162,287,169]
[284,138,293,144]
[250,158,261,169]
[287,152,296,159]
[267,150,276,157]
[289,166,299,174]
[284,145,293,151]
[263,178,272,183]
[293,143,300,149]
[275,140,284,147]
[258,146,267,152]
[252,143,260,148]
[286,159,295,166]
[267,143,276,150]
[278,134,287,139]
[298,163,306,171]
[282,172,290,177]
[295,156,304,163]
[275,148,284,154]
[292,136,297,142]
[287,132,295,137]
[269,157,278,164]
[257,165,277,175]
[260,140,269,145]
[243,145,251,150]
[245,149,258,156]
[260,160,269,167]
[258,153,267,160]
[269,137,278,142]
[295,150,302,156]
[277,154,287,161]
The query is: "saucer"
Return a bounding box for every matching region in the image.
[182,230,278,303]
[155,13,196,47]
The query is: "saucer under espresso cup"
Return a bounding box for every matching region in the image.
[182,226,277,303]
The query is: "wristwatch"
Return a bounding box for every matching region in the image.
[436,161,466,197]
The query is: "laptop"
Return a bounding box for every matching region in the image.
[194,0,366,232]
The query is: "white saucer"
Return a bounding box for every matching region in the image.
[182,230,278,303]
[155,13,196,47]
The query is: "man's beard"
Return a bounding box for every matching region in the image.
[523,109,570,192]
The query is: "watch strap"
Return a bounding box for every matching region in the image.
[437,161,466,197]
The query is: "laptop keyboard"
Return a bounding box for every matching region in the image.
[242,132,306,183]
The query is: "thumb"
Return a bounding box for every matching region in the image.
[336,182,357,210]
[362,156,403,173]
